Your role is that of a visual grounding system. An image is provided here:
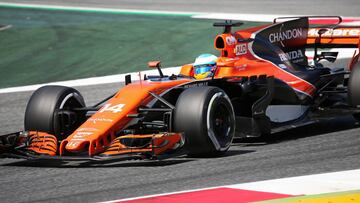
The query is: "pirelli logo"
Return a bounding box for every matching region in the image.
[308,28,360,37]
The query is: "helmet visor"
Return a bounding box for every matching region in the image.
[194,65,214,75]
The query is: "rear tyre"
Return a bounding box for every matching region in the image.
[24,85,85,140]
[348,62,360,121]
[174,86,235,156]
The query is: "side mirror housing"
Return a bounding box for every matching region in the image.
[148,61,164,77]
[148,61,161,69]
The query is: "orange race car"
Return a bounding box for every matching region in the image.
[1,16,360,162]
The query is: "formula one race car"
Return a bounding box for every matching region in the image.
[1,16,360,161]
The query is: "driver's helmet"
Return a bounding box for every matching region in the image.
[193,54,218,80]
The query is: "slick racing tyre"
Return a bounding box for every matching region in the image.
[24,85,85,140]
[174,86,235,156]
[348,62,360,107]
[348,62,360,121]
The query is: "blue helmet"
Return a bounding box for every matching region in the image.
[193,54,217,79]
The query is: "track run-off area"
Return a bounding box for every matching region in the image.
[0,1,360,202]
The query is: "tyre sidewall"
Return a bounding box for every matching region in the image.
[348,63,360,107]
[24,85,85,138]
[174,86,235,156]
[206,91,235,153]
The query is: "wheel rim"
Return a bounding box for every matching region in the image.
[207,93,234,151]
[211,103,232,146]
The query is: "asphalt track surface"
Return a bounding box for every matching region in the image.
[1,1,360,203]
[1,83,360,203]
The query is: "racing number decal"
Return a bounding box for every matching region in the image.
[100,103,125,113]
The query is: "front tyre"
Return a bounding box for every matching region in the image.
[174,86,235,156]
[24,85,85,140]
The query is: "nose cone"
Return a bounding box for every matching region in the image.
[62,130,114,156]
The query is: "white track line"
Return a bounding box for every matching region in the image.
[101,186,222,203]
[193,13,360,22]
[193,13,291,22]
[0,67,180,94]
[0,2,300,21]
[0,2,200,16]
[229,169,360,195]
[101,169,360,203]
[0,24,11,31]
[3,2,359,23]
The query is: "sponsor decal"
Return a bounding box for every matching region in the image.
[226,36,237,45]
[279,53,288,62]
[72,136,85,140]
[73,132,93,139]
[308,28,360,37]
[279,49,304,62]
[71,131,94,140]
[67,141,80,147]
[77,127,98,132]
[183,82,208,88]
[235,64,247,71]
[289,50,305,63]
[88,118,114,124]
[235,44,247,55]
[269,28,303,43]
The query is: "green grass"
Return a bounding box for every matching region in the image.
[0,7,262,88]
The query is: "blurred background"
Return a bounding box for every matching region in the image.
[0,0,358,88]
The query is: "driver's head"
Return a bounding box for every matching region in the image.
[193,54,217,80]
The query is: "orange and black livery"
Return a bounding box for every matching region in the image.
[1,16,360,162]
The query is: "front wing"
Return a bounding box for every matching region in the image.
[0,131,186,162]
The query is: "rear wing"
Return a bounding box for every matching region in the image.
[274,16,360,48]
[275,16,360,70]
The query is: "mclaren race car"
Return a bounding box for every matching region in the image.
[1,16,360,162]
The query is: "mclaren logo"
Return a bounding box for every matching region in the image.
[269,28,303,43]
[308,28,360,37]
